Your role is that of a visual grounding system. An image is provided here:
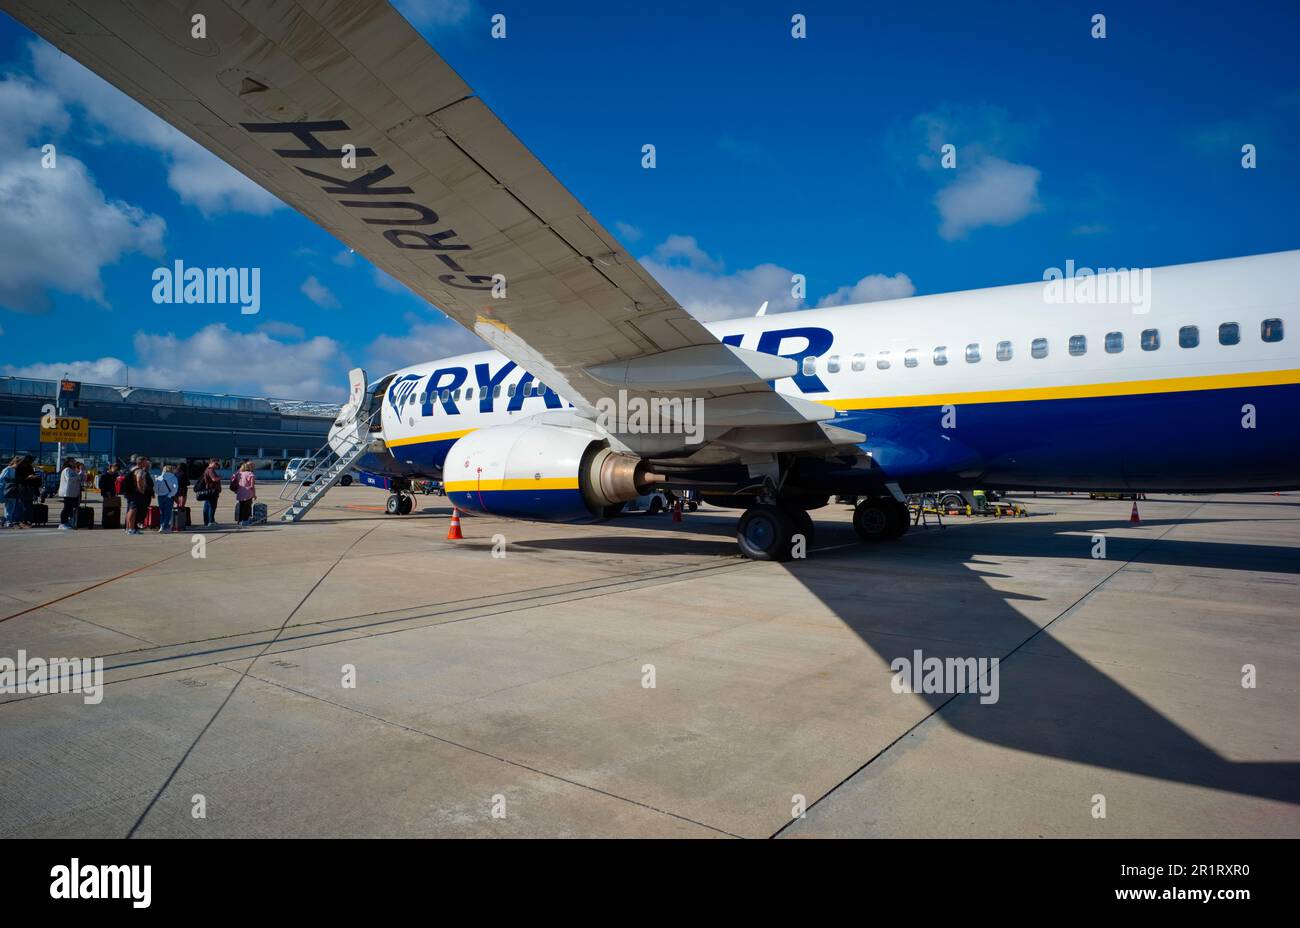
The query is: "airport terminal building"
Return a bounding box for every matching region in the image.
[0,375,338,479]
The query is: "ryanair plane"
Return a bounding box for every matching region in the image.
[12,0,1296,560]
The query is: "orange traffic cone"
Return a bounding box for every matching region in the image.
[447,507,464,540]
[1129,500,1140,525]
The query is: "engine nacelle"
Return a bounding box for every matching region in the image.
[443,422,659,522]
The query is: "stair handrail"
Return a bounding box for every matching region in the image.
[278,405,382,502]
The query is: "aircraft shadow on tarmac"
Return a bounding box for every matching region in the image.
[522,506,1300,806]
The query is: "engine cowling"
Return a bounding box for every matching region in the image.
[443,422,659,522]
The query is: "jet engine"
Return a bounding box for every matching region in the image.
[443,422,662,521]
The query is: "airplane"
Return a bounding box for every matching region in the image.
[8,0,1296,561]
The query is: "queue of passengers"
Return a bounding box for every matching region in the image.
[1,455,260,531]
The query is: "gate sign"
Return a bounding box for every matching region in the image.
[58,379,82,405]
[40,416,89,444]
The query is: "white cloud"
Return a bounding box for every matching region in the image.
[614,221,642,243]
[258,320,306,339]
[817,273,915,307]
[0,69,166,312]
[30,41,280,217]
[365,313,485,374]
[651,234,724,273]
[300,275,341,309]
[934,156,1042,241]
[394,0,475,27]
[0,75,67,143]
[2,325,352,399]
[903,105,1043,240]
[0,151,165,312]
[641,236,912,322]
[0,357,130,384]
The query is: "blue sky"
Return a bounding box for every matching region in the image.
[1,0,1297,400]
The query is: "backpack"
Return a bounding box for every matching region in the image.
[229,473,240,492]
[115,473,129,494]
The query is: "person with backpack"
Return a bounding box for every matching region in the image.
[56,457,83,531]
[1,456,20,528]
[174,463,190,511]
[196,458,222,527]
[232,460,257,525]
[124,457,154,536]
[154,464,179,534]
[15,456,40,527]
[98,463,119,499]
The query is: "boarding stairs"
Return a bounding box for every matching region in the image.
[278,405,383,523]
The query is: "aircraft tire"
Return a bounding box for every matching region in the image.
[737,505,796,561]
[854,498,909,542]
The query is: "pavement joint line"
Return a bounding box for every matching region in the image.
[232,666,742,838]
[0,528,248,623]
[3,558,762,707]
[12,559,755,681]
[768,497,1211,839]
[80,554,741,662]
[125,521,382,839]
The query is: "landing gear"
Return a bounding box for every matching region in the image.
[853,497,910,542]
[736,503,815,561]
[385,492,414,515]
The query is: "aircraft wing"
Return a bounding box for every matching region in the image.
[3,0,843,436]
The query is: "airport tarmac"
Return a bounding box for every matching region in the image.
[0,488,1296,838]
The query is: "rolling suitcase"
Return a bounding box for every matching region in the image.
[144,505,161,529]
[101,498,121,530]
[77,505,94,529]
[171,506,190,531]
[251,502,268,525]
[29,502,48,526]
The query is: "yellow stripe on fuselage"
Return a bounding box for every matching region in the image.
[823,368,1300,411]
[386,428,475,449]
[445,477,580,493]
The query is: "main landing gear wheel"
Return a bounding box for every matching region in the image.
[385,494,401,515]
[398,494,413,515]
[736,504,814,561]
[853,498,910,542]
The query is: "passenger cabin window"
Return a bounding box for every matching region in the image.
[904,349,919,368]
[826,355,841,373]
[1104,331,1124,353]
[1179,325,1199,348]
[1140,329,1160,351]
[851,353,866,372]
[933,346,948,366]
[440,390,450,402]
[465,387,474,400]
[965,343,981,363]
[493,384,502,398]
[1219,322,1240,345]
[802,356,817,376]
[1262,318,1284,342]
[1068,335,1087,356]
[1031,338,1048,359]
[507,383,516,397]
[996,341,1013,361]
[876,351,891,371]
